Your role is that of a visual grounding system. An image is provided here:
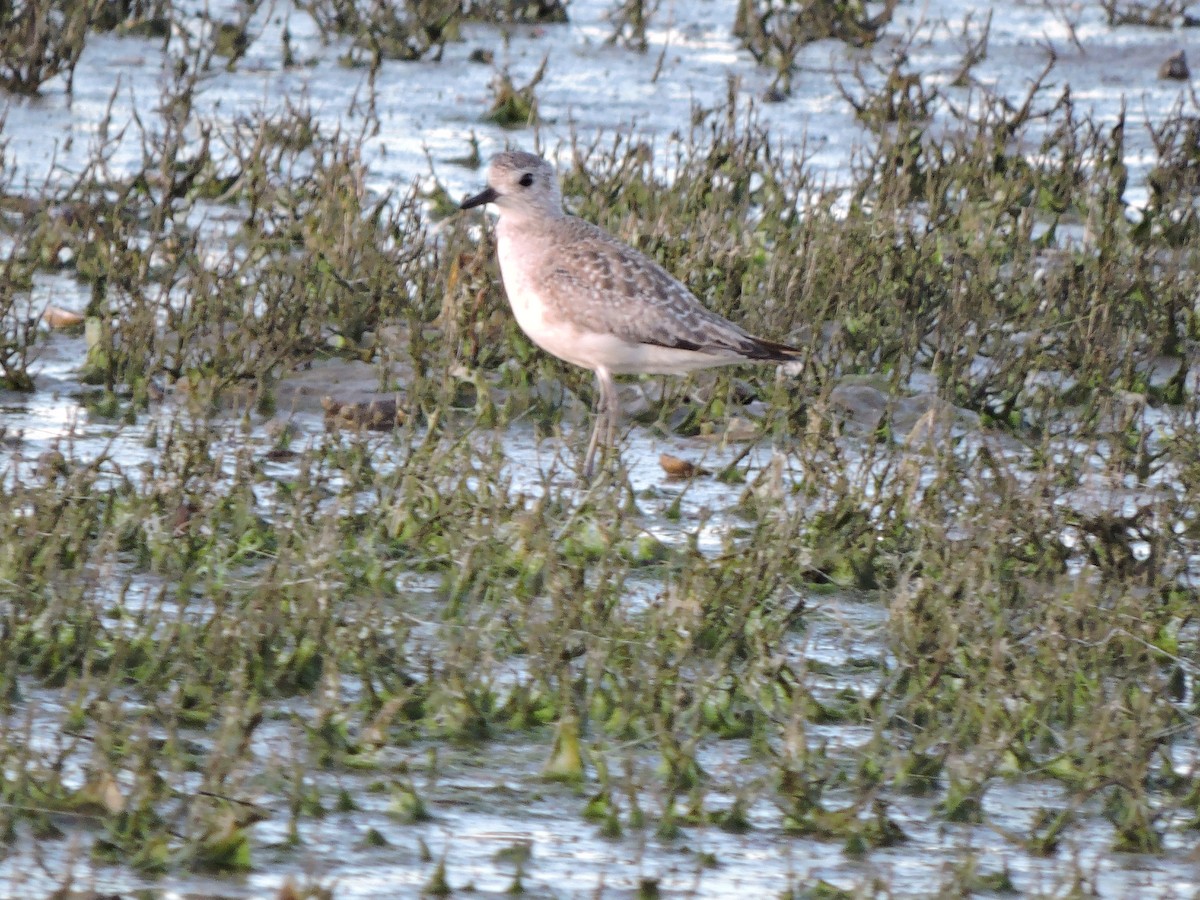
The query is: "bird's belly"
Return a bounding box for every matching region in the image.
[495,233,594,370]
[505,292,732,376]
[497,265,583,368]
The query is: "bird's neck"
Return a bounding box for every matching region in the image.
[496,204,565,232]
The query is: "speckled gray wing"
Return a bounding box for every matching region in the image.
[538,217,799,361]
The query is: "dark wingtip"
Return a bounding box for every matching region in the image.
[643,333,804,363]
[745,335,804,362]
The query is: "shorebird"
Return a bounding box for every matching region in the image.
[460,150,803,477]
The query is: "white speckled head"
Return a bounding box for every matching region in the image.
[461,151,564,222]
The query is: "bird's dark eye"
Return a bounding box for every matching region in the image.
[518,173,534,187]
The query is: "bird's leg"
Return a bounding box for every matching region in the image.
[581,371,608,479]
[582,368,619,479]
[604,378,620,463]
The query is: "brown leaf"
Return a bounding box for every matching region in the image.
[42,306,84,328]
[659,453,707,479]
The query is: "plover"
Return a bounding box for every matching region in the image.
[461,150,803,476]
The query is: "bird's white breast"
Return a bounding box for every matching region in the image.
[496,219,597,370]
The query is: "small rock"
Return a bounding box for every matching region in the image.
[723,416,760,442]
[893,393,952,438]
[322,395,406,430]
[172,500,199,537]
[667,403,700,434]
[1159,50,1189,80]
[903,406,950,450]
[829,381,889,432]
[36,449,68,478]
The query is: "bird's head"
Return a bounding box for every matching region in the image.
[461,150,564,221]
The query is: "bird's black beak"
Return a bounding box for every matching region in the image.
[460,186,498,210]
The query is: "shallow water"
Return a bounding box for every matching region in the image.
[7,588,1199,898]
[4,0,1195,201]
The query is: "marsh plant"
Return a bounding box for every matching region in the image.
[0,0,93,95]
[605,0,658,51]
[734,0,898,95]
[1100,0,1196,27]
[483,55,548,127]
[299,0,570,63]
[0,0,575,92]
[302,0,465,63]
[1,7,1200,896]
